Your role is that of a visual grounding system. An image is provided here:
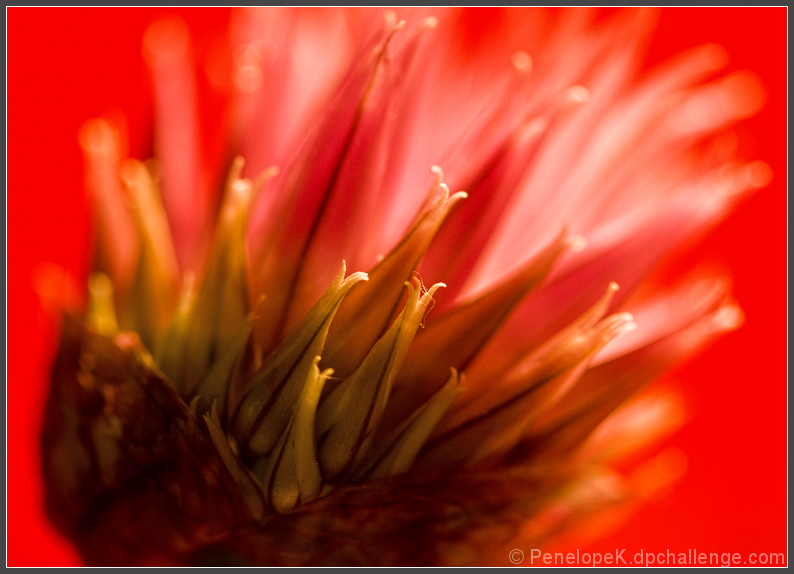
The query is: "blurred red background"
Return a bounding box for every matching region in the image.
[7,7,786,566]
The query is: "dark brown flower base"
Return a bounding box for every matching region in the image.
[42,317,570,566]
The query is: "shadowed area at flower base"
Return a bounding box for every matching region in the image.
[220,468,566,566]
[41,316,256,565]
[40,315,625,566]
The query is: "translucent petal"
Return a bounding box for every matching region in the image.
[119,159,179,351]
[249,20,407,351]
[144,16,207,270]
[384,228,571,431]
[232,264,367,457]
[180,160,265,395]
[361,368,463,480]
[86,273,119,337]
[322,172,466,378]
[192,312,256,418]
[261,356,330,513]
[204,402,266,520]
[316,278,443,482]
[78,118,138,289]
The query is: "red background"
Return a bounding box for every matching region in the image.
[7,7,787,566]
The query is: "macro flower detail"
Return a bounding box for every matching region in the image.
[39,7,772,567]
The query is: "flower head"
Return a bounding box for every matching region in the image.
[15,7,784,567]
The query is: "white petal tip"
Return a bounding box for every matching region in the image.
[567,85,590,104]
[713,305,744,332]
[744,161,773,189]
[383,10,398,26]
[143,16,190,66]
[423,16,438,29]
[568,235,587,252]
[511,51,532,73]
